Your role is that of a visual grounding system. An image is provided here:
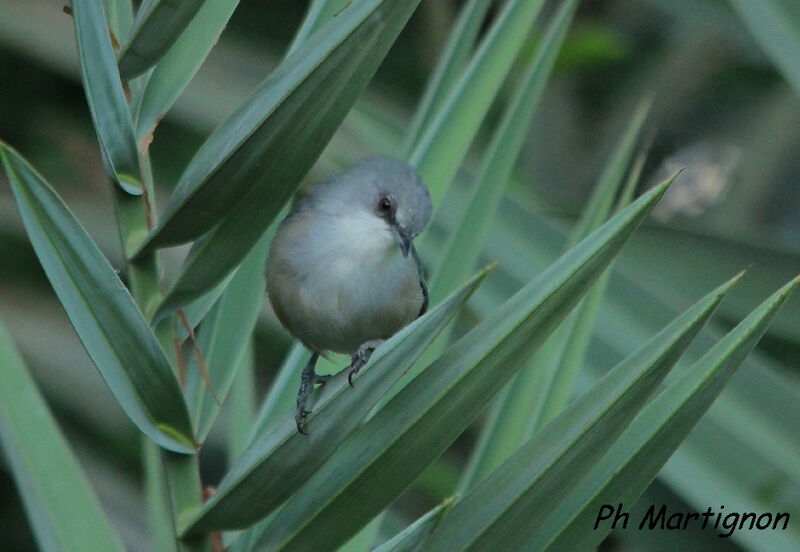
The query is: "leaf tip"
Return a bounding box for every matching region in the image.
[477,261,498,279]
[784,274,800,295]
[727,268,748,288]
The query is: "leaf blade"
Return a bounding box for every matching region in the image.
[1,143,194,453]
[71,0,142,194]
[402,0,493,155]
[728,0,800,93]
[135,0,240,137]
[428,0,579,303]
[184,231,269,443]
[0,318,126,552]
[457,100,651,489]
[532,277,798,551]
[140,0,422,249]
[373,497,455,552]
[118,0,207,80]
[422,274,737,551]
[408,0,548,207]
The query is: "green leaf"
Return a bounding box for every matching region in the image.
[476,199,800,547]
[176,268,238,339]
[249,343,309,442]
[138,0,424,313]
[0,143,194,453]
[728,0,800,93]
[568,95,652,246]
[226,344,309,552]
[373,497,455,552]
[402,0,493,155]
[117,0,207,80]
[408,0,548,207]
[226,345,256,462]
[181,268,490,534]
[422,274,737,552]
[249,181,670,551]
[457,98,651,489]
[531,277,798,551]
[0,318,126,552]
[177,204,285,338]
[139,0,421,245]
[534,96,652,424]
[103,0,134,44]
[135,0,240,138]
[427,0,579,304]
[475,190,800,536]
[71,0,142,194]
[184,231,269,443]
[386,0,577,430]
[286,0,353,56]
[338,519,381,552]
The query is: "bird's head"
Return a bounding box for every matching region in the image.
[313,156,432,257]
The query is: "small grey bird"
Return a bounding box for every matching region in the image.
[267,156,432,434]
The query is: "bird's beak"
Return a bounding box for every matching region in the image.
[392,224,412,257]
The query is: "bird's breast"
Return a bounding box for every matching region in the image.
[267,210,423,354]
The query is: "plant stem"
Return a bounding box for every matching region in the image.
[114,154,209,551]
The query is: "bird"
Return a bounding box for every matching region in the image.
[266,156,432,434]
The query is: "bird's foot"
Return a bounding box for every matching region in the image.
[348,340,383,386]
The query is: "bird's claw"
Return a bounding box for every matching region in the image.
[347,363,361,387]
[295,375,330,434]
[347,341,381,386]
[295,409,310,435]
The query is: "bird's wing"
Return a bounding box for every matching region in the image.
[411,244,429,317]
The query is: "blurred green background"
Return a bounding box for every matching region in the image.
[1,1,799,550]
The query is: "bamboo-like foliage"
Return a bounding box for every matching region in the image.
[1,1,799,551]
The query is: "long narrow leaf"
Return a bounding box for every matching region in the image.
[728,0,800,93]
[248,343,309,442]
[373,498,454,552]
[480,196,800,548]
[181,268,490,534]
[72,0,142,194]
[184,232,269,443]
[250,180,670,551]
[139,0,420,246]
[531,277,798,551]
[104,0,134,44]
[227,346,256,462]
[286,0,352,56]
[0,318,126,552]
[402,0,493,155]
[428,0,579,303]
[422,275,737,551]
[0,143,194,453]
[134,0,239,138]
[139,0,423,314]
[136,0,239,139]
[568,97,653,246]
[458,99,651,489]
[228,343,311,551]
[118,0,207,80]
[534,97,652,424]
[408,0,547,206]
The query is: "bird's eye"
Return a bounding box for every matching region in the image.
[378,196,393,213]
